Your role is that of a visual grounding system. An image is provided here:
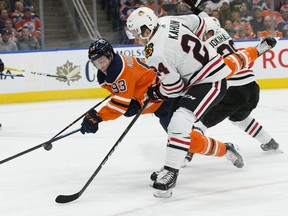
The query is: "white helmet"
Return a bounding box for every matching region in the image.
[204,16,221,35]
[126,7,158,39]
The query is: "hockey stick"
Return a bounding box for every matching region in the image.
[0,95,111,164]
[0,128,81,164]
[4,67,67,79]
[55,99,150,204]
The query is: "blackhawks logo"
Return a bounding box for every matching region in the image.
[144,43,154,58]
[56,61,81,86]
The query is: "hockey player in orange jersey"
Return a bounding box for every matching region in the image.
[80,38,176,135]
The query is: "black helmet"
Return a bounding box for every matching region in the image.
[88,38,115,61]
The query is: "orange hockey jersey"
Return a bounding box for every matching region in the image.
[97,54,162,121]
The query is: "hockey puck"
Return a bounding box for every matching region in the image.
[44,143,53,151]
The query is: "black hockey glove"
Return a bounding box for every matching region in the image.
[147,83,168,103]
[124,98,141,117]
[80,109,103,134]
[0,58,4,72]
[182,0,202,14]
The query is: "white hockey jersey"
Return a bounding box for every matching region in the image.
[145,16,231,98]
[205,28,256,88]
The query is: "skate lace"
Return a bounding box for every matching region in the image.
[158,171,175,184]
[225,150,238,164]
[258,41,270,52]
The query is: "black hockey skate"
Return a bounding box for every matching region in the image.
[255,37,277,56]
[261,138,283,153]
[225,143,245,168]
[152,166,179,198]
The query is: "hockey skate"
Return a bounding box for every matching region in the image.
[225,143,245,168]
[181,152,194,168]
[150,166,164,184]
[152,166,179,198]
[261,138,284,153]
[255,37,277,57]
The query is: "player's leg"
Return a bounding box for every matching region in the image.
[225,37,277,79]
[152,80,244,197]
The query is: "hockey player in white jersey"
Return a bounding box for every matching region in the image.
[127,7,246,198]
[182,16,282,165]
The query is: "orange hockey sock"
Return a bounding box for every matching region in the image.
[224,47,259,79]
[188,130,226,157]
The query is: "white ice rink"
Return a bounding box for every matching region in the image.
[0,89,287,216]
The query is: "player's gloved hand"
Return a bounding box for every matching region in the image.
[80,109,103,134]
[124,98,141,117]
[146,83,168,103]
[0,58,4,72]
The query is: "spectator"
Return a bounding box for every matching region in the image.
[145,0,168,17]
[257,16,283,38]
[261,0,282,25]
[224,19,237,38]
[249,6,264,37]
[15,6,41,40]
[0,28,18,51]
[110,0,121,32]
[234,24,251,40]
[240,2,253,22]
[10,0,24,25]
[0,9,9,32]
[278,4,288,36]
[203,4,212,16]
[219,0,232,26]
[119,0,144,44]
[230,7,241,32]
[205,0,228,11]
[16,26,40,50]
[211,9,221,21]
[2,18,19,42]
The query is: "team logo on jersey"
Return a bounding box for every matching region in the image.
[144,43,154,58]
[56,60,81,86]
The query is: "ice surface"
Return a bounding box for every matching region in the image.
[0,89,287,216]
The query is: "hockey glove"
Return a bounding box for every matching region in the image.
[146,83,168,103]
[0,58,4,72]
[124,98,141,117]
[80,109,103,134]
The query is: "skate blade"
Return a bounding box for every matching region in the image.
[153,189,173,198]
[264,148,284,154]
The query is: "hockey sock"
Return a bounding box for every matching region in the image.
[230,116,272,145]
[188,129,226,157]
[224,47,259,79]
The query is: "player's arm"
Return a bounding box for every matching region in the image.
[147,56,184,102]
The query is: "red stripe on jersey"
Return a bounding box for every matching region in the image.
[196,82,219,117]
[235,69,253,75]
[170,137,190,146]
[196,56,223,82]
[162,80,184,92]
[196,18,205,38]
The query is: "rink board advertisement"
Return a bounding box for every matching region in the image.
[0,39,288,104]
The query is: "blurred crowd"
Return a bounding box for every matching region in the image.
[103,0,288,44]
[0,0,41,52]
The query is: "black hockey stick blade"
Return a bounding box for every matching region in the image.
[55,193,80,203]
[55,100,150,203]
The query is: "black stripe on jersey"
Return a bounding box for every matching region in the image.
[206,62,226,78]
[162,77,184,95]
[227,74,255,81]
[253,125,262,138]
[136,58,150,70]
[167,143,189,152]
[245,118,255,132]
[110,99,130,108]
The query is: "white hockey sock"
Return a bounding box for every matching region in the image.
[230,116,272,144]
